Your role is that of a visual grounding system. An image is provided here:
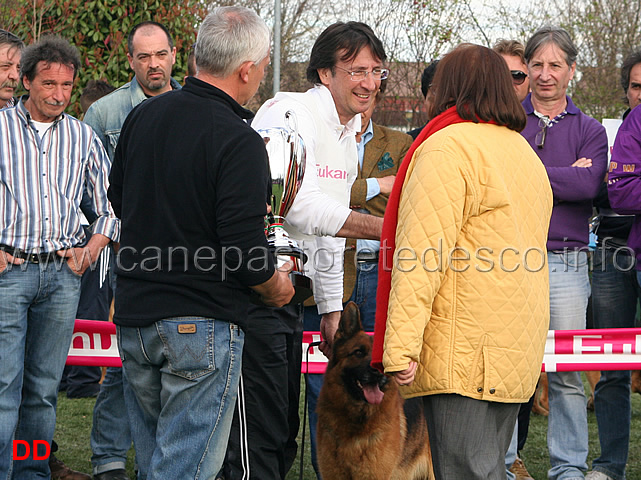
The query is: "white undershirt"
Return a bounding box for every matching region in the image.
[31,120,53,136]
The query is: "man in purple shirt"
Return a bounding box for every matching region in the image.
[521,26,607,480]
[609,83,641,287]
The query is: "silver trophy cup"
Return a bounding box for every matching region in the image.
[256,111,312,305]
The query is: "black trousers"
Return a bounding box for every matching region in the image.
[221,303,303,480]
[60,248,112,398]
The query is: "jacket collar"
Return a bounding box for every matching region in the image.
[522,93,580,116]
[309,85,360,139]
[129,75,182,109]
[182,76,255,120]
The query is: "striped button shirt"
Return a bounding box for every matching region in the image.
[0,99,119,253]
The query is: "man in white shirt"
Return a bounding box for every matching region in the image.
[219,21,387,480]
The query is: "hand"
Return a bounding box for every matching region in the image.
[256,261,295,307]
[377,175,396,195]
[572,157,592,168]
[57,247,94,276]
[0,250,24,274]
[319,311,341,357]
[392,361,417,386]
[56,233,110,276]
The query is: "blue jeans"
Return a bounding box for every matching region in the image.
[590,247,640,480]
[0,261,81,479]
[118,318,244,480]
[347,261,378,331]
[547,251,590,480]
[90,367,132,474]
[305,262,379,480]
[91,261,133,475]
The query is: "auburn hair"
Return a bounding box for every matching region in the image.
[428,43,526,132]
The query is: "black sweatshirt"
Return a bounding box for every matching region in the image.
[108,77,275,328]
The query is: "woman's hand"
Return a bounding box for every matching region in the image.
[392,361,417,386]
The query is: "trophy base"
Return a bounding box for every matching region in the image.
[288,271,313,305]
[250,271,313,306]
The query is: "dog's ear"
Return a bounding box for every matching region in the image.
[337,302,363,339]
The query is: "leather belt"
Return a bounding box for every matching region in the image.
[0,244,58,264]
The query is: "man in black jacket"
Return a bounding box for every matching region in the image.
[107,7,294,480]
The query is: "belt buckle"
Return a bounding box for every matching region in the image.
[356,253,378,263]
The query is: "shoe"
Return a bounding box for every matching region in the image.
[49,453,92,480]
[585,471,615,480]
[509,456,534,480]
[94,469,130,480]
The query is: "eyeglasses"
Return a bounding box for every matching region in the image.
[334,66,390,82]
[535,116,549,149]
[510,70,528,86]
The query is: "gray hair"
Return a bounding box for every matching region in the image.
[195,6,271,78]
[0,29,24,51]
[524,26,577,67]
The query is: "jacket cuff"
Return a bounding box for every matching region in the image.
[316,297,343,315]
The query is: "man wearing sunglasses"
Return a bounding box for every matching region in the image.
[219,22,387,480]
[494,39,530,102]
[521,26,607,480]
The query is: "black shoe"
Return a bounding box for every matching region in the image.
[93,469,130,480]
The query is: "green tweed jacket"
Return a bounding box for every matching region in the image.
[342,123,413,303]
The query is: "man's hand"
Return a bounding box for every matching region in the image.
[57,247,93,276]
[392,361,417,386]
[319,310,341,357]
[376,175,396,195]
[251,261,295,307]
[0,250,24,274]
[572,157,592,168]
[56,233,111,276]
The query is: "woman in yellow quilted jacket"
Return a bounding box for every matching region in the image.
[373,44,553,479]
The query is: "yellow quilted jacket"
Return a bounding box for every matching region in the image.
[382,122,553,403]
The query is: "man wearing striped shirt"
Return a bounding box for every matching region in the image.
[0,36,119,479]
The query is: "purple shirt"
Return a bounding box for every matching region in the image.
[608,104,641,269]
[522,94,608,251]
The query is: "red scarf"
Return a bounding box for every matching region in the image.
[371,106,476,371]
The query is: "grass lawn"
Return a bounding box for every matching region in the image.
[53,374,641,479]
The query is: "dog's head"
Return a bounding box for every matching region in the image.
[329,302,390,405]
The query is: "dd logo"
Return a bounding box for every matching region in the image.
[12,440,50,460]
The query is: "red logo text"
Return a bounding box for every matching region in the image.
[12,440,50,460]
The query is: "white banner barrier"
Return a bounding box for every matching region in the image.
[67,320,641,374]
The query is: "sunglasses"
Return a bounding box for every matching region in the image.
[510,70,528,86]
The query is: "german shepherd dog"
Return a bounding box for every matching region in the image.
[316,302,433,480]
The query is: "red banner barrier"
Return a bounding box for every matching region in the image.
[67,320,641,373]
